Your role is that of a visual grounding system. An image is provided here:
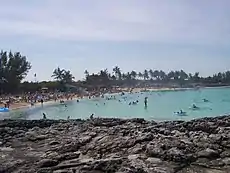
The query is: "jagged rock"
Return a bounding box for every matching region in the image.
[222,157,230,165]
[1,116,230,172]
[38,159,58,168]
[197,148,219,159]
[49,140,60,145]
[0,147,14,152]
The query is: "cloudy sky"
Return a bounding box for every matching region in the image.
[0,0,230,81]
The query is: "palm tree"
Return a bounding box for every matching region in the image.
[188,73,193,80]
[143,70,149,80]
[179,70,188,80]
[84,70,89,78]
[126,72,132,81]
[167,71,175,80]
[99,69,109,79]
[225,71,230,82]
[138,72,143,80]
[51,67,64,81]
[130,70,137,80]
[113,66,121,80]
[153,70,160,80]
[149,69,154,80]
[174,71,180,80]
[62,70,75,83]
[159,70,166,80]
[193,72,200,82]
[122,73,126,80]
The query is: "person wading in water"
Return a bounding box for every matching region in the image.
[144,97,148,108]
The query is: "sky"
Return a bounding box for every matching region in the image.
[0,0,230,81]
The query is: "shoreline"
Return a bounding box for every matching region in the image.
[7,85,230,111]
[9,96,81,111]
[1,115,230,172]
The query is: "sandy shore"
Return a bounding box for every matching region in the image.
[1,96,82,111]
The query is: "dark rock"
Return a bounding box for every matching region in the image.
[146,143,164,157]
[49,140,60,145]
[56,152,81,162]
[197,148,219,159]
[1,116,230,172]
[38,159,58,168]
[222,157,230,165]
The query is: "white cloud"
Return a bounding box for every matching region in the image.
[0,0,230,45]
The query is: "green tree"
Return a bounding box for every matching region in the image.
[153,70,160,80]
[99,69,110,82]
[149,69,154,80]
[179,70,188,80]
[193,72,200,82]
[113,66,122,80]
[174,71,180,80]
[138,72,143,80]
[62,70,75,83]
[0,51,31,93]
[159,70,166,80]
[51,67,75,92]
[143,69,149,80]
[51,67,64,81]
[130,70,137,80]
[167,71,175,80]
[84,70,89,78]
[188,73,193,80]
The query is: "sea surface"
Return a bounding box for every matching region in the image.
[3,87,230,121]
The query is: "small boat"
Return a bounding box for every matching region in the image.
[0,107,9,112]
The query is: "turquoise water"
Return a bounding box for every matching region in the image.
[4,87,230,121]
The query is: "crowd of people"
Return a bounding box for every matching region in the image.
[0,92,79,110]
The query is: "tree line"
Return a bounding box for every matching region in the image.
[1,50,230,94]
[82,67,230,88]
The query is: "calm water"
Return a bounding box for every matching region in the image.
[3,87,230,121]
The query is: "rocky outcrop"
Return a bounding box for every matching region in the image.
[0,116,230,173]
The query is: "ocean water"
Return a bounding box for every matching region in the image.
[4,87,230,121]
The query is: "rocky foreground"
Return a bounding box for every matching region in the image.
[1,116,230,173]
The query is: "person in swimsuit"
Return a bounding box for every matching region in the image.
[144,97,148,108]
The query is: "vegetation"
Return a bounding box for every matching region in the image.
[0,51,31,94]
[1,49,230,94]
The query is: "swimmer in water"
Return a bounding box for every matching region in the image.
[90,114,94,119]
[203,99,209,102]
[67,116,70,120]
[191,104,199,110]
